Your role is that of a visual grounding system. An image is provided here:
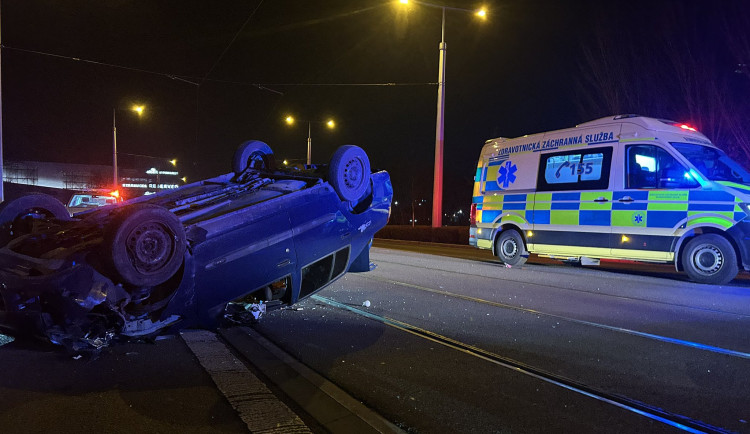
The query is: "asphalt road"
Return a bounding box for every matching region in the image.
[0,335,250,433]
[250,240,750,433]
[2,240,750,433]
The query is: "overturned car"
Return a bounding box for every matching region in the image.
[0,142,392,350]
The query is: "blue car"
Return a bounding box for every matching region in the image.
[0,142,392,351]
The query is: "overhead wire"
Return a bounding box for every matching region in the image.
[2,2,436,93]
[1,45,437,91]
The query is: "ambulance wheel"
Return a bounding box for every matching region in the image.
[681,234,738,285]
[496,229,528,266]
[233,140,275,175]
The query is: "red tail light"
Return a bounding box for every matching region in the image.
[109,190,124,202]
[470,203,477,226]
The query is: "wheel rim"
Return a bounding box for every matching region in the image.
[501,238,518,259]
[691,244,723,275]
[125,221,175,275]
[343,158,364,190]
[248,152,266,169]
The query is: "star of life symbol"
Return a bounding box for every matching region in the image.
[497,161,517,189]
[632,212,645,226]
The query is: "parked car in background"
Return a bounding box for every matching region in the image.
[0,141,392,351]
[66,189,123,215]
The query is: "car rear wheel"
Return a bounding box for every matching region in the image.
[681,234,738,284]
[495,229,528,266]
[328,145,371,202]
[105,204,186,288]
[0,193,70,246]
[233,140,275,175]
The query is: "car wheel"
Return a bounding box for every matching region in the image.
[495,229,528,266]
[328,145,371,202]
[681,234,738,284]
[0,193,71,246]
[233,140,275,175]
[105,204,186,287]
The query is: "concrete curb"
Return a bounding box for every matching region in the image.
[181,330,311,433]
[219,326,405,434]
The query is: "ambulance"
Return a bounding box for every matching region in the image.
[469,114,750,284]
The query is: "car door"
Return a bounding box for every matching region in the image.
[613,144,699,260]
[193,208,297,319]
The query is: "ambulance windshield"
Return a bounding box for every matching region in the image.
[672,142,750,184]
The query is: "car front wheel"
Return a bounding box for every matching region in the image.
[233,140,275,175]
[0,193,71,246]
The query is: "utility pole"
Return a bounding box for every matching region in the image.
[0,1,5,203]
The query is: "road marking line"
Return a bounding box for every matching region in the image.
[370,255,750,317]
[181,330,311,434]
[352,274,750,360]
[0,333,14,347]
[313,295,725,434]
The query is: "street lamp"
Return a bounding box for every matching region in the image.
[284,115,336,165]
[113,104,146,188]
[399,1,487,227]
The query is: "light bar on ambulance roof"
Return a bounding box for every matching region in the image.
[663,120,699,132]
[653,117,701,133]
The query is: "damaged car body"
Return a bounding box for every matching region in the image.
[0,142,392,351]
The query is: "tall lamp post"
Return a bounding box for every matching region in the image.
[284,115,336,165]
[0,1,4,203]
[399,0,487,227]
[113,104,145,188]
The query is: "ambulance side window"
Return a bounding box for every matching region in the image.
[536,147,612,191]
[626,145,699,189]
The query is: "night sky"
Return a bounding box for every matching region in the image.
[2,0,748,223]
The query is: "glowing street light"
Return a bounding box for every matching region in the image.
[284,114,337,165]
[398,1,487,227]
[113,103,146,188]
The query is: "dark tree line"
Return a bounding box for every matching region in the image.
[576,1,750,163]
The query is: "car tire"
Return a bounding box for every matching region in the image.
[233,140,275,175]
[105,204,186,288]
[495,229,528,266]
[0,193,71,246]
[681,234,738,284]
[328,145,371,202]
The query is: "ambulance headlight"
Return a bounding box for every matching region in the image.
[739,203,750,220]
